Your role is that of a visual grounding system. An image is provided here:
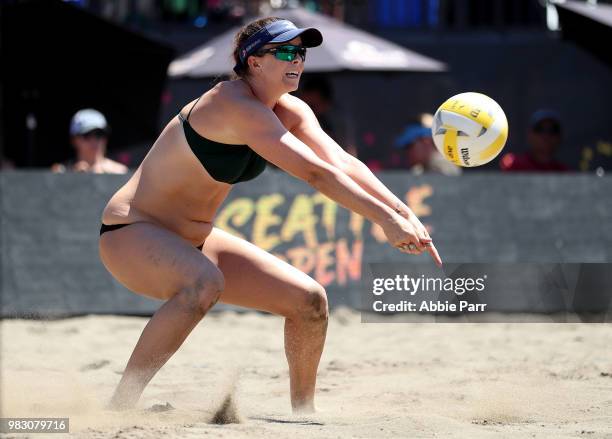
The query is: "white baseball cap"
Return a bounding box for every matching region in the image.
[70,109,109,136]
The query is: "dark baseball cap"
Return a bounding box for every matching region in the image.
[530,109,561,128]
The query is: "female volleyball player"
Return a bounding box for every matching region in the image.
[99,17,442,413]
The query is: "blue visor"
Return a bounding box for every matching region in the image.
[394,125,432,148]
[234,19,322,74]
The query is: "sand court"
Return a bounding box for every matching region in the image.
[2,308,611,438]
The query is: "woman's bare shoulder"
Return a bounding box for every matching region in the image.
[210,80,253,106]
[175,80,261,144]
[275,94,317,130]
[178,80,248,116]
[276,93,309,112]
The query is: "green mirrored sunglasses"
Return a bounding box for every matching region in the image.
[256,45,307,62]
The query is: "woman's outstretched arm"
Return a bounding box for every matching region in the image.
[277,95,441,264]
[231,95,441,265]
[280,95,418,217]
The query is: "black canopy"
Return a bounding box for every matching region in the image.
[556,0,612,68]
[169,6,446,78]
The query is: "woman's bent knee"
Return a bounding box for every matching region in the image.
[297,284,329,322]
[174,270,225,315]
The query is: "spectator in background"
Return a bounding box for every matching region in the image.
[296,75,358,157]
[500,109,569,172]
[51,109,128,174]
[419,112,434,129]
[393,123,462,175]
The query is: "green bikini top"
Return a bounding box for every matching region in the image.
[178,96,267,184]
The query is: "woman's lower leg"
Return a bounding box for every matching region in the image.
[283,290,329,413]
[108,285,220,409]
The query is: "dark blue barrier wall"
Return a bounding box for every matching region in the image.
[1,171,611,317]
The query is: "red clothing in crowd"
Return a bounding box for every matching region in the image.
[500,152,569,172]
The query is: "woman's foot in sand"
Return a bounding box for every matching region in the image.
[104,397,136,411]
[292,400,316,414]
[104,384,142,411]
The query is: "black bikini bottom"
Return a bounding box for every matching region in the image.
[99,223,204,251]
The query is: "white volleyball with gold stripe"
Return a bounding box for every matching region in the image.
[432,92,508,167]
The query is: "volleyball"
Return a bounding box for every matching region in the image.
[432,92,508,167]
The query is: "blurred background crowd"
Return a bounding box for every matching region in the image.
[1,0,611,175]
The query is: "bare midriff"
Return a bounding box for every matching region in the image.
[101,114,232,248]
